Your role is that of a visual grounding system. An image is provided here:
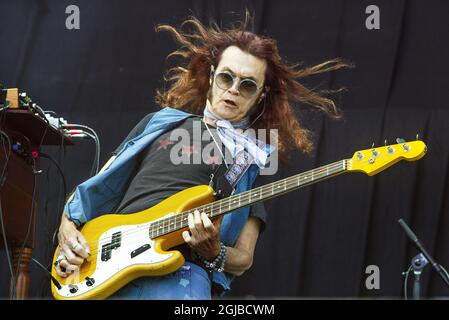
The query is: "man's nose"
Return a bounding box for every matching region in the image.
[228,81,240,96]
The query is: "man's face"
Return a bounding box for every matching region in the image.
[207,46,267,122]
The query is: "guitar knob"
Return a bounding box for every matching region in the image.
[69,285,78,294]
[368,157,375,164]
[372,149,379,157]
[85,277,95,287]
[387,146,395,154]
[356,152,364,160]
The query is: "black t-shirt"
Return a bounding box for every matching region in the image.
[113,115,267,241]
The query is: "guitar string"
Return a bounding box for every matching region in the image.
[71,159,348,258]
[82,160,345,254]
[71,161,344,264]
[75,146,404,255]
[65,147,411,260]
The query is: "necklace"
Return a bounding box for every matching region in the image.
[203,117,229,169]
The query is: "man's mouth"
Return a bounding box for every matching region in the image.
[223,99,237,107]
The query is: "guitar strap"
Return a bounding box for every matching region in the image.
[210,150,253,199]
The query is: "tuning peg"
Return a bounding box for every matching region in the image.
[402,143,410,152]
[396,138,405,144]
[371,142,375,148]
[416,133,419,141]
[384,139,388,146]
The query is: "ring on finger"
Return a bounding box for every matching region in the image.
[54,254,66,267]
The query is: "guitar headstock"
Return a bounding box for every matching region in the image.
[347,140,427,176]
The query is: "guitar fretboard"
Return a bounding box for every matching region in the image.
[149,159,348,238]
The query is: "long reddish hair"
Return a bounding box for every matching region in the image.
[155,13,352,158]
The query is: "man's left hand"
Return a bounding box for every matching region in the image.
[182,209,223,261]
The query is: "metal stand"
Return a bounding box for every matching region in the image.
[411,253,428,300]
[399,219,449,300]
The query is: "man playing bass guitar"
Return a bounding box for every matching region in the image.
[54,13,349,299]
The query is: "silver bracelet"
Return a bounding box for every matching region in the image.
[193,242,227,273]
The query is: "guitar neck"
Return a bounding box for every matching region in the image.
[151,159,349,238]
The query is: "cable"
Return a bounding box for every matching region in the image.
[30,257,61,290]
[37,116,67,296]
[69,130,98,177]
[11,117,47,299]
[19,92,49,125]
[0,130,14,288]
[40,153,67,207]
[403,265,412,300]
[0,130,11,187]
[69,124,100,173]
[441,265,449,280]
[30,103,49,124]
[85,131,99,177]
[0,100,10,112]
[40,152,69,247]
[63,124,100,176]
[11,159,37,299]
[52,133,66,246]
[46,126,97,230]
[42,157,56,258]
[0,199,14,286]
[11,116,49,298]
[403,263,449,300]
[246,96,266,129]
[0,93,53,298]
[43,110,57,116]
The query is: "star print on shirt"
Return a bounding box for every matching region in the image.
[157,138,174,150]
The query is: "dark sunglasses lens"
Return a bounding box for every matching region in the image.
[216,73,234,89]
[239,80,258,97]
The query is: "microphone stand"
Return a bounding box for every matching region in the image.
[398,219,449,299]
[410,253,428,300]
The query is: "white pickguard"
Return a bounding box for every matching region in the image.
[56,215,174,299]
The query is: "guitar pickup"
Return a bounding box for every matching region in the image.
[131,244,151,259]
[100,232,122,261]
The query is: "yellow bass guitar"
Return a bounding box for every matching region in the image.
[51,140,427,299]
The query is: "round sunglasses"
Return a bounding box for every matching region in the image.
[214,71,264,98]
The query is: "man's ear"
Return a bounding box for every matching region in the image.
[257,91,266,104]
[207,87,212,101]
[257,86,270,103]
[209,65,215,85]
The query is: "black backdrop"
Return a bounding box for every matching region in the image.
[1,0,448,299]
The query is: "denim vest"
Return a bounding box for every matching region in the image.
[64,107,265,293]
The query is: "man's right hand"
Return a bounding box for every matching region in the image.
[55,215,90,278]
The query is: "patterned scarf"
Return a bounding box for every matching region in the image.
[203,105,269,168]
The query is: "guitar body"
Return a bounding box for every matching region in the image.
[51,185,215,300]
